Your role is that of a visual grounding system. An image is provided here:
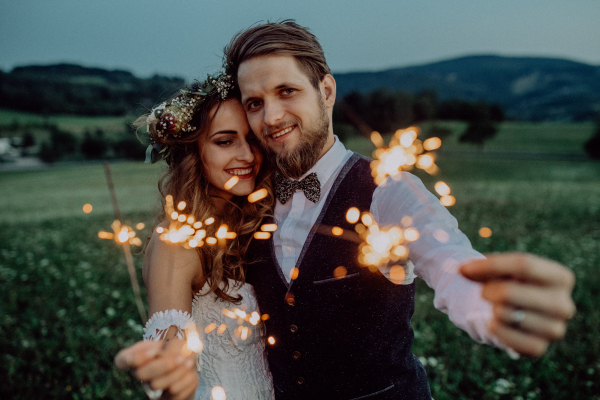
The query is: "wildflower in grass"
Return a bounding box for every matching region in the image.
[126,319,143,334]
[105,307,116,317]
[493,378,513,394]
[99,327,111,337]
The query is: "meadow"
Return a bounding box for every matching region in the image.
[1,122,600,399]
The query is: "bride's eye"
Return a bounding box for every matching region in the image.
[216,139,233,147]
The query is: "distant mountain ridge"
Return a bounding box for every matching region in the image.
[1,56,599,121]
[334,55,600,121]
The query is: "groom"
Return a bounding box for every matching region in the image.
[225,21,576,399]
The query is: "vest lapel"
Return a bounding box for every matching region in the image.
[269,153,363,292]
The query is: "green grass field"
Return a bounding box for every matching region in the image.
[1,126,600,399]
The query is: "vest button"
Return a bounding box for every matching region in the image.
[296,376,305,385]
[290,324,298,333]
[292,351,301,360]
[286,297,296,306]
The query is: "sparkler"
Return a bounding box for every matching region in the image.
[100,162,147,324]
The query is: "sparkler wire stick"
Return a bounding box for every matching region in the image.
[103,162,148,324]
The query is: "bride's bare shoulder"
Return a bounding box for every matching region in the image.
[143,221,201,285]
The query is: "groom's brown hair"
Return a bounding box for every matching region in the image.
[225,20,331,89]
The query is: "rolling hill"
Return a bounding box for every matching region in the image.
[334,55,600,121]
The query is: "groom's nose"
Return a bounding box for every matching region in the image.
[263,100,284,126]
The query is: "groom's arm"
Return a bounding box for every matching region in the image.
[370,172,575,355]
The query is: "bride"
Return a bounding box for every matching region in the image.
[114,72,275,400]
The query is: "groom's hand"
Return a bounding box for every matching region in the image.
[114,339,198,400]
[460,252,576,357]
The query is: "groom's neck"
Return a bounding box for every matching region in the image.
[317,131,336,161]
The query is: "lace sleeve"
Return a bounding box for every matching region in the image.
[143,310,194,341]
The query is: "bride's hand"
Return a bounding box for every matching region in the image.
[115,339,199,400]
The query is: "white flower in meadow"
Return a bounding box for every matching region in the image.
[99,327,111,336]
[493,378,513,394]
[418,356,427,366]
[105,307,116,317]
[111,290,120,299]
[127,319,144,334]
[78,261,91,269]
[427,357,438,367]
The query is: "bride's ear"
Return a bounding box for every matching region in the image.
[320,74,336,109]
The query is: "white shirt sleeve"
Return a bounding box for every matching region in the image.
[370,172,507,349]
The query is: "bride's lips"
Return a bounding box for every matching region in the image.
[225,166,255,180]
[268,125,296,142]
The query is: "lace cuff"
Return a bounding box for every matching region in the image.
[143,310,194,341]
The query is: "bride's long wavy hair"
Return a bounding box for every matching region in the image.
[136,83,273,303]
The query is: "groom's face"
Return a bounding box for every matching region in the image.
[237,55,332,178]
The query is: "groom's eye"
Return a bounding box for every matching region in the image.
[247,100,261,111]
[281,88,295,95]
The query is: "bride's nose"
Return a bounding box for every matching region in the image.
[236,139,255,163]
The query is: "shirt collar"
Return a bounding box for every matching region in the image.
[299,135,347,185]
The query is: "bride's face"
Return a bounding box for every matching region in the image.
[200,99,263,200]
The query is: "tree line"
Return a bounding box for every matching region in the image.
[0,120,146,163]
[1,61,598,160]
[333,89,505,149]
[0,64,184,116]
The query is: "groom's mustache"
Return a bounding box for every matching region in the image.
[261,119,301,138]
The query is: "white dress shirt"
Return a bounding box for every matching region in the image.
[273,137,505,348]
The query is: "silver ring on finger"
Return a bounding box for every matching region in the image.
[141,381,163,399]
[510,309,526,328]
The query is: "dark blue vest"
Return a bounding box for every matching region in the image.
[246,154,431,400]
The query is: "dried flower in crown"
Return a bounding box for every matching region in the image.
[145,72,234,163]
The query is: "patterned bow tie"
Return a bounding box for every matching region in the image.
[275,172,321,205]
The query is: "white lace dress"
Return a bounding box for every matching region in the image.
[143,281,275,400]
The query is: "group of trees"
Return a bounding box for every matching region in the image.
[37,124,145,163]
[585,111,600,159]
[333,89,504,148]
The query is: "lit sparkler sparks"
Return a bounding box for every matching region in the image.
[348,211,415,270]
[248,188,268,203]
[219,305,268,341]
[211,386,226,400]
[155,195,237,249]
[180,321,204,356]
[369,127,441,185]
[311,126,458,271]
[98,220,143,247]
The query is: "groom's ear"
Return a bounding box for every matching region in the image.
[320,74,336,109]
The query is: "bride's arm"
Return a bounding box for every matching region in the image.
[143,226,201,340]
[115,226,202,400]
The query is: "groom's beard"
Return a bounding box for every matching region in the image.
[263,99,329,180]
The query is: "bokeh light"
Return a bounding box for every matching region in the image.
[224,176,239,190]
[248,188,268,203]
[479,227,493,238]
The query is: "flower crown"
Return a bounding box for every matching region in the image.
[145,72,234,164]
